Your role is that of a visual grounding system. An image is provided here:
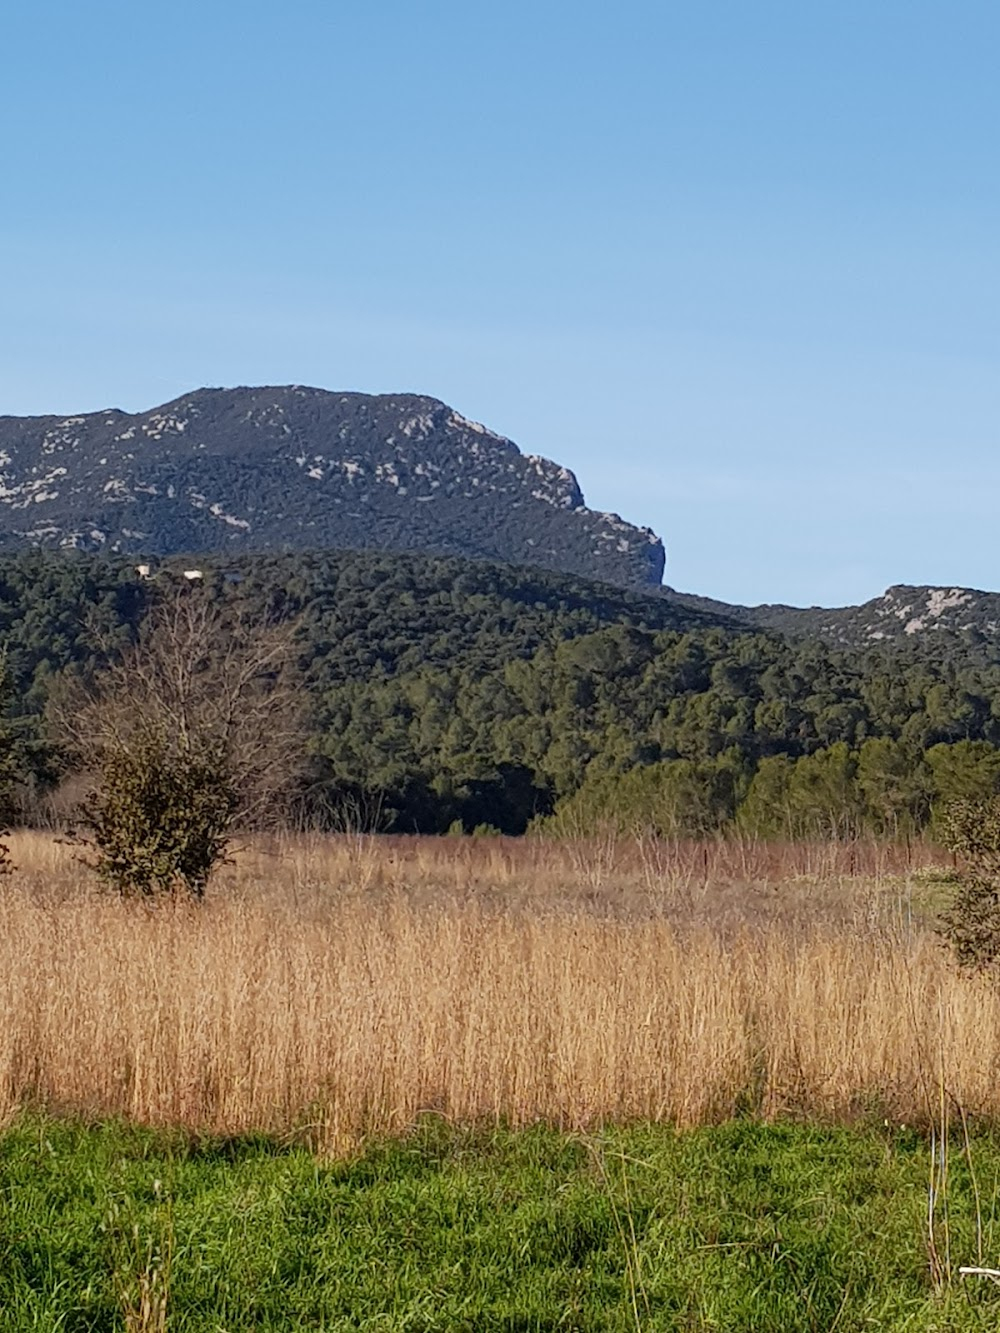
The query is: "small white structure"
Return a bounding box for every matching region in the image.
[182,570,204,581]
[135,564,151,579]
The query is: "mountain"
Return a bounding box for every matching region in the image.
[748,584,1000,645]
[662,583,1000,656]
[5,382,995,642]
[0,386,665,589]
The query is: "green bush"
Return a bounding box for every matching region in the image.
[77,728,236,898]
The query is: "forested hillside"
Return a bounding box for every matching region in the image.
[3,548,1000,835]
[0,547,721,706]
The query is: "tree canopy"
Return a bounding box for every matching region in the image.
[3,547,1000,835]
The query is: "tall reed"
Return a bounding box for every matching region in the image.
[0,832,981,1141]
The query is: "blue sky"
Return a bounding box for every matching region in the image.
[2,1,997,606]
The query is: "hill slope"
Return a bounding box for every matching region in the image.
[0,546,735,718]
[662,583,1000,656]
[0,386,665,589]
[2,548,1000,834]
[749,584,1000,647]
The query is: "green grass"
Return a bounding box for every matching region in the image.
[2,1116,1000,1330]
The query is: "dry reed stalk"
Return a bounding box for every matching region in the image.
[0,832,976,1141]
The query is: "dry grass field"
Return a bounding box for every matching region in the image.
[0,830,988,1144]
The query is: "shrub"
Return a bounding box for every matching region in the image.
[51,589,308,832]
[51,588,308,896]
[77,727,236,898]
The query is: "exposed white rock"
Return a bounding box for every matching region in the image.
[400,413,435,439]
[904,588,975,634]
[141,413,188,440]
[447,410,504,441]
[926,588,972,617]
[20,525,61,540]
[207,502,251,530]
[0,388,667,586]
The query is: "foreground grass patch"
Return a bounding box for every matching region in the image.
[2,1118,1000,1330]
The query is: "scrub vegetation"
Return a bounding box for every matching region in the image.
[5,547,1000,837]
[5,550,1000,1325]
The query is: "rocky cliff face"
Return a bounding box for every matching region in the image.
[0,386,665,589]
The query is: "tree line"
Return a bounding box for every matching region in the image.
[2,548,1000,836]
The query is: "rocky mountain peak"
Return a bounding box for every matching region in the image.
[0,386,665,588]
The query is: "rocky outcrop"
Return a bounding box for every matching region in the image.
[0,386,665,589]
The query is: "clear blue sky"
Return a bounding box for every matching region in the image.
[2,1,997,606]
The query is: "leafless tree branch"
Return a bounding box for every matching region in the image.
[48,586,311,827]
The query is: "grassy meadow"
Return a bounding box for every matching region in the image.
[7,1115,1000,1331]
[4,831,1000,1329]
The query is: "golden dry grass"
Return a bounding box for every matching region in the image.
[0,830,987,1142]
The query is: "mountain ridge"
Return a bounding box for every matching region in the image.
[663,582,1000,651]
[2,384,997,644]
[0,385,665,589]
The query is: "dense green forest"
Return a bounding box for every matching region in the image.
[3,548,1000,835]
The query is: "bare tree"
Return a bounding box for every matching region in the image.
[50,586,309,894]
